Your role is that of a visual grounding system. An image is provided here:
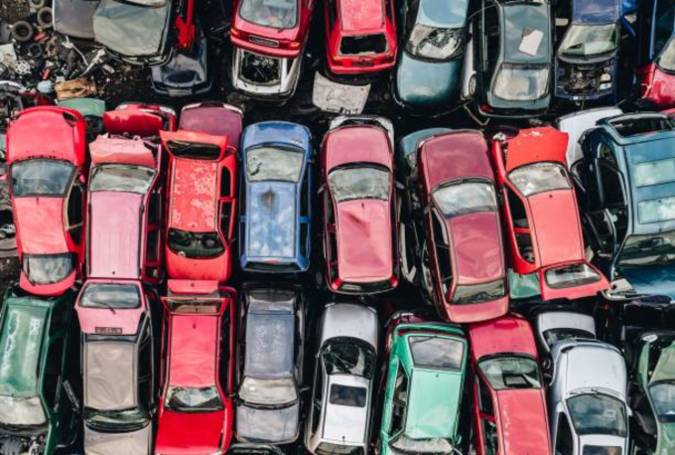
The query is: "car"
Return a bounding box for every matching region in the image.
[6,106,87,296]
[468,315,551,455]
[534,310,596,354]
[491,126,609,301]
[87,134,163,283]
[155,280,237,454]
[321,116,399,294]
[239,121,313,273]
[636,0,675,108]
[555,107,623,166]
[151,28,211,97]
[58,97,107,142]
[161,104,242,281]
[103,102,177,137]
[93,0,195,65]
[0,285,79,455]
[76,279,159,455]
[553,0,622,102]
[548,339,630,455]
[573,112,675,299]
[628,331,675,454]
[235,285,306,444]
[416,130,508,322]
[304,302,378,454]
[53,0,100,39]
[324,0,398,76]
[378,319,469,454]
[393,0,469,111]
[230,0,315,98]
[462,0,552,117]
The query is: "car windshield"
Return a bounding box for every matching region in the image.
[322,338,376,379]
[168,229,224,258]
[328,166,390,202]
[80,283,141,309]
[432,182,496,217]
[658,37,675,72]
[559,24,619,58]
[509,162,570,196]
[452,279,506,305]
[649,382,675,423]
[492,64,549,101]
[545,264,601,289]
[567,393,627,436]
[543,328,595,347]
[390,435,456,454]
[479,356,541,390]
[246,147,304,183]
[239,0,297,29]
[581,447,623,455]
[406,24,463,61]
[165,386,223,412]
[90,164,155,194]
[617,231,675,268]
[0,396,47,427]
[23,254,74,285]
[238,377,297,406]
[408,335,464,370]
[11,159,74,197]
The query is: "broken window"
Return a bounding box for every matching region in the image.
[558,24,619,58]
[340,34,387,55]
[240,51,281,85]
[168,229,224,258]
[492,64,549,101]
[328,166,390,202]
[478,356,541,390]
[167,141,221,160]
[509,162,570,197]
[23,254,74,285]
[246,147,303,182]
[433,182,497,217]
[90,165,155,194]
[165,386,223,412]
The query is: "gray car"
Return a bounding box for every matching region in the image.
[304,303,379,454]
[535,311,596,354]
[549,339,630,455]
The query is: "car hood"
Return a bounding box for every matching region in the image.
[495,389,549,455]
[155,409,226,453]
[323,375,370,444]
[246,181,297,260]
[618,266,675,300]
[448,212,504,285]
[14,197,67,254]
[336,199,392,282]
[395,52,461,108]
[406,371,462,440]
[235,402,299,444]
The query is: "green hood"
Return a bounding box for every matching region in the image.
[395,52,462,109]
[652,342,675,384]
[657,423,675,454]
[405,370,462,440]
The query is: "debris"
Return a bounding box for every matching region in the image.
[312,71,370,114]
[54,76,96,100]
[10,20,33,42]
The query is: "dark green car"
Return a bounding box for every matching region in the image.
[379,320,468,454]
[0,285,80,454]
[394,0,470,111]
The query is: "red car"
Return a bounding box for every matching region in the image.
[468,315,551,455]
[155,280,237,454]
[322,116,399,294]
[103,102,177,137]
[87,134,163,283]
[6,106,87,296]
[490,127,609,301]
[324,0,397,75]
[230,0,315,98]
[418,130,508,323]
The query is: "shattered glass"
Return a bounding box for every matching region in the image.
[246,147,303,182]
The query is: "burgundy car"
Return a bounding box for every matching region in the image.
[418,130,508,323]
[322,116,399,294]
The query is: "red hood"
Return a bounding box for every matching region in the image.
[528,190,584,268]
[155,408,227,454]
[324,126,392,171]
[14,197,67,254]
[448,212,504,285]
[169,158,219,232]
[88,192,142,279]
[336,199,392,282]
[505,127,568,172]
[420,132,492,188]
[496,388,550,455]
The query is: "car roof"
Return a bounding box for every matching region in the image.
[416,0,469,28]
[167,312,220,387]
[338,0,385,32]
[405,369,462,439]
[324,125,392,171]
[448,212,505,285]
[179,103,243,150]
[14,197,69,254]
[500,1,551,65]
[469,315,538,360]
[322,374,370,444]
[557,341,627,395]
[572,0,621,23]
[320,303,379,350]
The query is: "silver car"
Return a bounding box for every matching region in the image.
[304,303,379,454]
[535,311,596,354]
[555,107,623,167]
[549,339,630,455]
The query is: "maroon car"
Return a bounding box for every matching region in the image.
[321,116,399,294]
[418,130,508,323]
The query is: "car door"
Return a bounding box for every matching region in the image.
[476,373,498,455]
[553,410,575,455]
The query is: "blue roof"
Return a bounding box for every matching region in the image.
[241,121,311,153]
[572,0,621,23]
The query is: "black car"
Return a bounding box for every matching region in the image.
[462,0,552,117]
[235,285,306,445]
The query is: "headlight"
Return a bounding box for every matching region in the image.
[406,24,463,61]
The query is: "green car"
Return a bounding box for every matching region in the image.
[379,319,468,454]
[0,285,80,454]
[630,332,675,455]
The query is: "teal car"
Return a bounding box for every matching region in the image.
[630,332,675,454]
[0,285,80,454]
[393,0,470,112]
[379,319,468,454]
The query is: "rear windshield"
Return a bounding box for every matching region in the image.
[329,384,367,407]
[246,147,304,183]
[341,34,387,55]
[239,0,297,29]
[11,159,74,197]
[452,279,506,305]
[168,228,224,258]
[478,356,541,390]
[433,182,497,217]
[90,164,155,194]
[23,254,74,285]
[80,283,141,309]
[328,166,390,202]
[166,140,221,160]
[165,386,223,412]
[567,393,627,436]
[408,336,464,370]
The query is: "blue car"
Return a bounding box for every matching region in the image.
[554,0,622,102]
[239,121,312,272]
